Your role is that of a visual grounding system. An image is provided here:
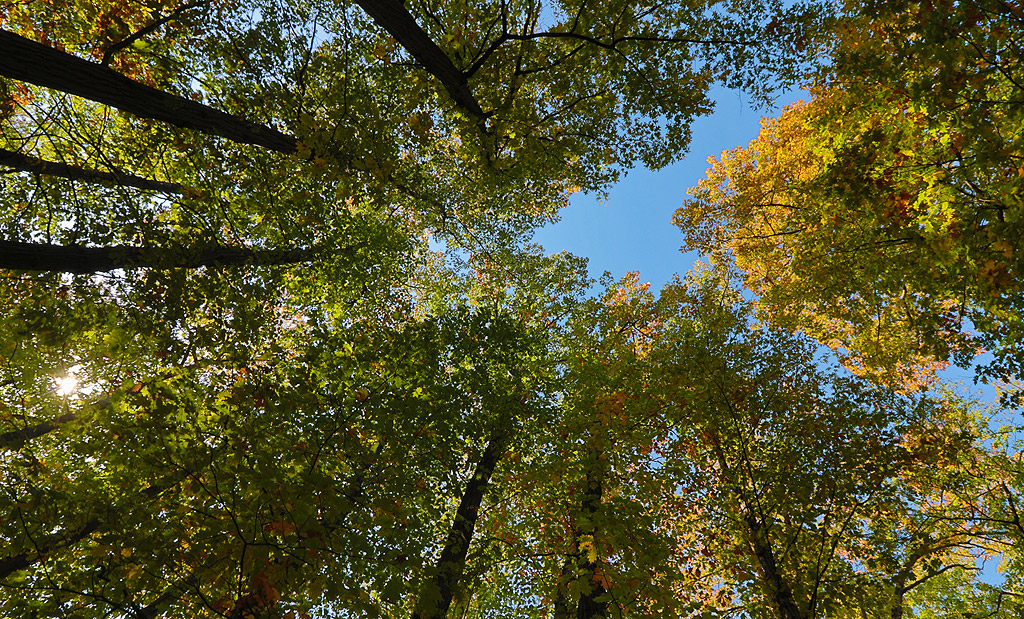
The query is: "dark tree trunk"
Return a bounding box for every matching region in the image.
[552,555,574,619]
[0,148,183,193]
[0,518,100,580]
[709,435,805,619]
[352,0,485,120]
[0,29,297,153]
[413,430,507,619]
[745,513,805,619]
[891,586,904,619]
[576,450,608,619]
[0,411,79,450]
[0,239,319,273]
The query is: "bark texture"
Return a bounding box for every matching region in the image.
[413,430,507,619]
[745,513,805,619]
[0,148,183,193]
[352,0,486,120]
[0,240,318,273]
[575,449,608,619]
[0,29,297,153]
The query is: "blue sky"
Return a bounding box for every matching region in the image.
[531,85,1011,585]
[532,85,804,292]
[531,80,1001,409]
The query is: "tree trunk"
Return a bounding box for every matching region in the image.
[552,555,574,619]
[745,513,805,619]
[0,517,100,580]
[352,0,485,120]
[413,430,507,619]
[575,449,608,619]
[709,435,804,619]
[0,148,183,193]
[0,239,319,273]
[0,29,297,153]
[891,586,904,619]
[0,411,79,450]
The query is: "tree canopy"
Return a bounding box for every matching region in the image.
[1,0,1023,618]
[676,0,1024,391]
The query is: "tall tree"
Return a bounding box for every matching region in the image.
[675,0,1024,391]
[0,28,299,152]
[0,0,813,266]
[647,265,1015,619]
[18,2,1019,619]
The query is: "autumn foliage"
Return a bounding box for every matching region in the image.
[0,0,1023,618]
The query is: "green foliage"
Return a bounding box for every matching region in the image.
[1,0,1022,618]
[676,0,1024,393]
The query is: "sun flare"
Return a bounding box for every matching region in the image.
[54,366,83,397]
[55,375,78,397]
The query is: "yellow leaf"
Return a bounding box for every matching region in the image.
[579,535,598,563]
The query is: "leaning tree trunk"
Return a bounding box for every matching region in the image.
[0,239,320,273]
[744,512,805,619]
[709,436,805,619]
[0,29,297,153]
[352,0,485,120]
[413,429,508,619]
[0,148,183,193]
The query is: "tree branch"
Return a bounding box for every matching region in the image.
[1,469,188,582]
[0,148,183,193]
[0,518,101,580]
[101,0,211,66]
[0,411,80,450]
